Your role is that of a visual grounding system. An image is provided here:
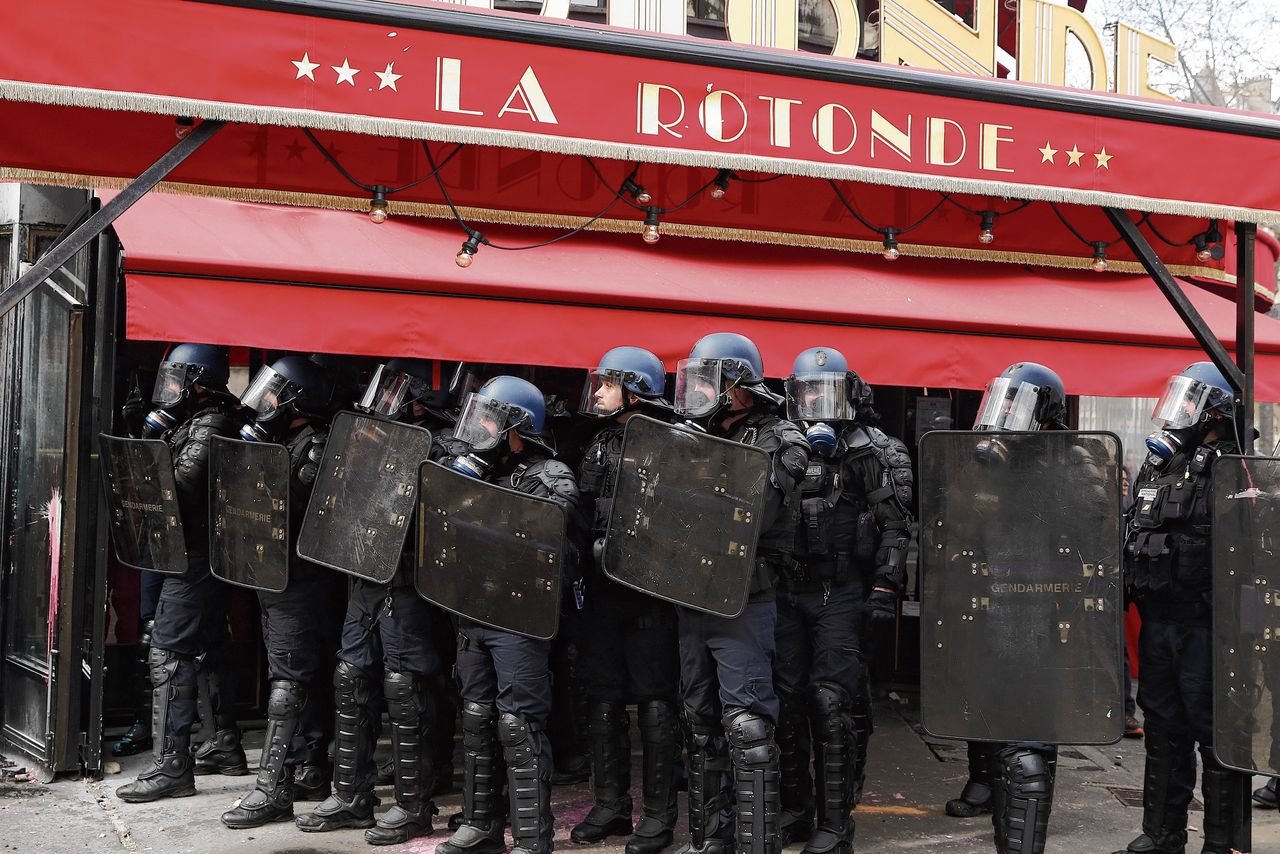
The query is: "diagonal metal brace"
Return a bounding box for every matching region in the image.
[1103,206,1245,391]
[0,119,226,318]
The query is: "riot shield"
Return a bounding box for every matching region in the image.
[601,415,769,618]
[98,434,188,574]
[415,461,568,640]
[919,430,1123,744]
[297,412,433,583]
[1212,455,1280,776]
[209,436,291,592]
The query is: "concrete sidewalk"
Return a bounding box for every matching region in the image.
[4,691,1279,853]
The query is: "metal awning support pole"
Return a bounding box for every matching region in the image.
[0,119,226,318]
[1103,207,1245,390]
[1234,221,1257,456]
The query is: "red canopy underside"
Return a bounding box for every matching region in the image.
[113,192,1280,400]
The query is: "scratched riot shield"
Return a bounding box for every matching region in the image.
[209,436,291,592]
[98,434,188,574]
[415,461,568,640]
[1212,455,1280,776]
[602,415,769,618]
[297,411,433,583]
[919,430,1123,744]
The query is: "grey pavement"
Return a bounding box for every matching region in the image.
[4,691,1279,853]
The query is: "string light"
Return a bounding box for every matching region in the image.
[978,210,996,245]
[882,229,901,261]
[174,117,195,140]
[710,169,734,201]
[368,186,389,224]
[642,208,661,244]
[622,177,653,206]
[456,229,484,268]
[1090,242,1108,272]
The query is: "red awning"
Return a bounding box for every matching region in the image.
[112,192,1280,400]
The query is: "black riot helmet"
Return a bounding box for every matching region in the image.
[973,362,1066,432]
[580,346,669,417]
[784,346,874,422]
[358,357,456,419]
[238,355,336,442]
[675,332,780,422]
[1144,361,1235,461]
[151,342,230,407]
[308,353,363,412]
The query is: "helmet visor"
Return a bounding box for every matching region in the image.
[580,369,627,417]
[785,374,852,421]
[1150,375,1212,429]
[674,359,725,418]
[240,366,300,419]
[974,377,1042,431]
[453,393,523,451]
[152,362,199,407]
[358,364,414,417]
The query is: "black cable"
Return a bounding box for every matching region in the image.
[828,182,947,237]
[943,196,1033,218]
[303,129,463,194]
[1047,203,1122,248]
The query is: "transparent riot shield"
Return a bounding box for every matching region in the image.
[1212,455,1280,776]
[209,436,290,592]
[98,434,188,574]
[415,461,568,640]
[602,415,769,618]
[296,412,433,583]
[919,430,1123,744]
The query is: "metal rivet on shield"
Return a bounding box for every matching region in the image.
[1057,622,1070,643]
[1229,546,1236,552]
[937,642,943,648]
[936,520,943,527]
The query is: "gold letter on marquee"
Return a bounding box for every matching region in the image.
[608,0,688,35]
[879,0,997,77]
[498,67,560,124]
[1113,22,1175,100]
[726,0,801,51]
[637,83,686,137]
[1017,0,1109,91]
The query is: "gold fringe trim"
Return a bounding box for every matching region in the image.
[1,166,1269,299]
[3,79,1280,227]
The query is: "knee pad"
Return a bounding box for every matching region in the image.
[638,699,677,734]
[383,670,431,724]
[1002,748,1053,799]
[148,646,182,688]
[682,705,721,750]
[267,680,307,718]
[588,700,628,738]
[808,682,852,718]
[724,709,777,770]
[461,700,498,745]
[498,712,543,764]
[333,660,374,711]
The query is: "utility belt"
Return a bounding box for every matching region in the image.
[1126,529,1211,599]
[777,553,857,588]
[749,553,792,597]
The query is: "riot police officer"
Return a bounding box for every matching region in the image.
[1114,362,1246,854]
[296,357,454,845]
[437,376,580,854]
[116,344,248,802]
[570,347,682,854]
[670,333,809,854]
[776,347,913,854]
[221,355,345,828]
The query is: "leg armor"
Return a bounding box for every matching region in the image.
[437,701,506,854]
[221,680,306,828]
[1115,728,1190,853]
[849,681,874,807]
[365,671,438,845]
[193,659,249,777]
[112,618,155,757]
[1199,748,1248,854]
[993,745,1056,854]
[946,742,995,817]
[571,700,634,843]
[724,708,782,854]
[682,706,730,853]
[626,699,679,854]
[500,712,555,854]
[295,661,379,833]
[804,682,855,854]
[776,690,814,844]
[115,648,197,803]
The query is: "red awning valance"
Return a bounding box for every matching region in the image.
[112,192,1280,400]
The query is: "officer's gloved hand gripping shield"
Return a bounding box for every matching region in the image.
[1212,454,1280,777]
[209,435,290,592]
[296,411,434,583]
[99,434,189,574]
[918,429,1124,744]
[601,414,770,618]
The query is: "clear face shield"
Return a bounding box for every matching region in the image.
[785,374,852,422]
[151,361,200,407]
[1150,375,1213,429]
[358,364,417,417]
[580,370,627,417]
[973,377,1043,431]
[239,366,301,420]
[674,359,728,418]
[453,393,526,451]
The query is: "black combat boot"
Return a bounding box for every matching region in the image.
[725,708,782,854]
[366,671,438,845]
[116,649,198,803]
[804,683,855,854]
[1200,749,1248,854]
[1113,729,1190,854]
[500,713,555,854]
[112,618,155,757]
[675,707,733,854]
[193,662,249,776]
[296,662,380,832]
[221,680,306,828]
[1253,776,1279,808]
[626,699,680,854]
[993,745,1056,854]
[294,744,331,802]
[572,700,634,843]
[776,691,814,845]
[437,702,507,854]
[946,742,995,817]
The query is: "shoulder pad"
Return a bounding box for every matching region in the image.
[522,458,580,502]
[865,427,913,507]
[842,425,872,450]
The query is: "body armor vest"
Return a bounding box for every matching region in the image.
[794,456,877,580]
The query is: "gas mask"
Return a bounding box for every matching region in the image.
[142,405,183,439]
[1145,425,1201,464]
[804,422,838,457]
[449,446,502,480]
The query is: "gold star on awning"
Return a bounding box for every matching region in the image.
[1039,142,1058,164]
[1066,146,1084,167]
[1094,148,1113,169]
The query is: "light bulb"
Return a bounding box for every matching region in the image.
[175,117,195,140]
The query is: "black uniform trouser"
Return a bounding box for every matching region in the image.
[337,578,442,678]
[150,565,231,738]
[456,621,554,722]
[678,601,779,723]
[773,577,868,701]
[257,570,346,764]
[580,579,679,703]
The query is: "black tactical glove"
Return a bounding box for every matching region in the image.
[866,586,899,625]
